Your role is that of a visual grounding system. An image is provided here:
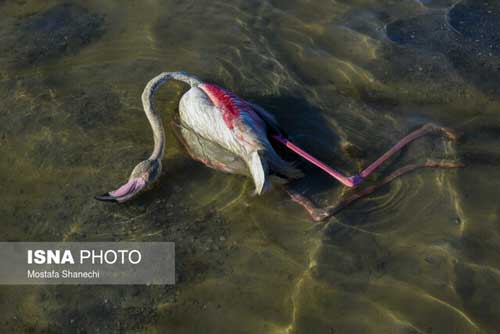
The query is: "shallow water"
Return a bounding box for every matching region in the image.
[1,0,499,333]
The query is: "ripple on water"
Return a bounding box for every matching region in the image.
[342,10,390,40]
[455,261,500,333]
[0,0,498,333]
[152,0,297,94]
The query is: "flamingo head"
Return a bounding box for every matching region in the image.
[95,159,162,203]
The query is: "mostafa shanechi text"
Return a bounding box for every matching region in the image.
[0,242,175,285]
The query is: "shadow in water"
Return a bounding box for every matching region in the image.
[246,94,352,197]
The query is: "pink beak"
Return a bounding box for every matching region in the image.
[95,177,146,203]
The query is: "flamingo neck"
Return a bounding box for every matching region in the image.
[142,75,167,161]
[140,72,203,161]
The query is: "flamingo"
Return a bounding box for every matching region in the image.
[96,72,462,221]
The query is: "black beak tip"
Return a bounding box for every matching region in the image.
[95,193,118,203]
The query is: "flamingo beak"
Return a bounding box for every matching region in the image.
[95,177,146,203]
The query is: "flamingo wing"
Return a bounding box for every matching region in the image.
[179,83,300,194]
[198,84,268,150]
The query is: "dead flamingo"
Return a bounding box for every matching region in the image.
[96,71,462,221]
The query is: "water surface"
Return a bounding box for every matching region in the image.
[1,0,499,333]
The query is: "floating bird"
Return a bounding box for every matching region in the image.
[96,72,461,221]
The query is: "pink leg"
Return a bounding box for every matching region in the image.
[273,123,456,187]
[288,159,463,222]
[358,123,456,179]
[287,189,329,222]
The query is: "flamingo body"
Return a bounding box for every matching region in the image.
[96,72,460,221]
[178,83,301,193]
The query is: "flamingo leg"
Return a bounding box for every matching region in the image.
[287,159,464,222]
[357,123,457,179]
[287,189,330,222]
[273,123,457,187]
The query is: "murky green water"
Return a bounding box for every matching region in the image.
[1,0,500,333]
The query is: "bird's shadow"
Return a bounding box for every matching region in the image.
[126,92,407,213]
[246,94,355,197]
[138,94,355,205]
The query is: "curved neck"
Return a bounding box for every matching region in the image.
[142,76,166,161]
[141,72,202,161]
